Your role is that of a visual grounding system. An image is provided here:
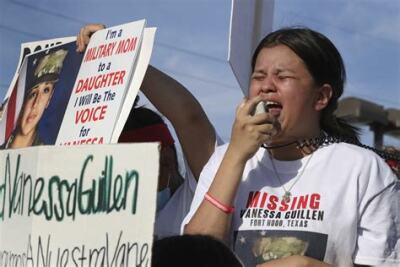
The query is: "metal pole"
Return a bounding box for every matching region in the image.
[370,123,384,149]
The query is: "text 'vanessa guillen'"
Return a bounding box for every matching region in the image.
[0,154,140,221]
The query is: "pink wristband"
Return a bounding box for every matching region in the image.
[204,192,235,214]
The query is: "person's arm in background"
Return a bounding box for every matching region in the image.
[141,65,216,179]
[76,24,216,180]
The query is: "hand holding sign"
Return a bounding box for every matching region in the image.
[76,23,106,53]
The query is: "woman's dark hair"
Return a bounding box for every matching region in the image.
[152,234,243,267]
[252,27,359,142]
[122,105,179,164]
[123,106,165,131]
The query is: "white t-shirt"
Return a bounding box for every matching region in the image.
[154,135,224,239]
[154,158,197,239]
[182,142,400,267]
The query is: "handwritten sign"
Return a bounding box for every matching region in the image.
[0,143,159,267]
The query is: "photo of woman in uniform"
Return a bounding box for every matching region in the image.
[1,48,68,149]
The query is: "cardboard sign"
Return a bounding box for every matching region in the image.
[0,143,159,267]
[0,37,76,145]
[0,20,156,149]
[56,20,146,146]
[228,0,275,95]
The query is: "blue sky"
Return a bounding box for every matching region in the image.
[0,0,399,147]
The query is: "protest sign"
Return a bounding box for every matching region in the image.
[0,37,76,144]
[0,143,159,267]
[111,27,156,143]
[0,20,155,149]
[228,0,274,95]
[57,20,147,146]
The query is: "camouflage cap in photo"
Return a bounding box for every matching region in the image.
[28,49,68,90]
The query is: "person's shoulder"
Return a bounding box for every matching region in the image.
[331,142,397,184]
[331,142,384,162]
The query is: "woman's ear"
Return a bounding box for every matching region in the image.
[314,84,333,111]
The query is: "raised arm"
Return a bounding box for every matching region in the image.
[140,65,216,179]
[76,24,216,179]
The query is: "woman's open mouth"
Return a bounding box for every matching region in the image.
[266,100,282,117]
